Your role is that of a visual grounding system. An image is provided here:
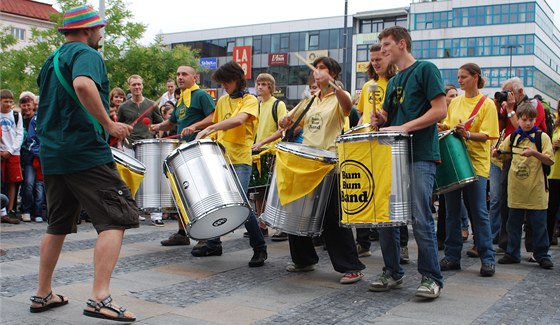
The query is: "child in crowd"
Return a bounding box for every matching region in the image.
[494,102,555,269]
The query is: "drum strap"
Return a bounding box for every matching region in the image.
[282,96,315,142]
[53,48,107,140]
[464,96,486,130]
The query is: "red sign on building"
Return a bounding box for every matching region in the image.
[268,53,288,66]
[233,46,252,79]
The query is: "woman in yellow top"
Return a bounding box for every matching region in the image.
[438,63,499,275]
[279,56,365,284]
[195,61,267,268]
[547,105,560,245]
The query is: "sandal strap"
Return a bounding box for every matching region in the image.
[86,295,126,317]
[30,291,53,305]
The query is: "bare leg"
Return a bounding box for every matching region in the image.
[7,183,16,211]
[88,229,135,319]
[31,234,67,307]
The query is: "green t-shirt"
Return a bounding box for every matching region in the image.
[383,60,445,162]
[169,89,215,142]
[36,42,113,175]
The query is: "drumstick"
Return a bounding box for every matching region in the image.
[131,95,164,127]
[368,82,379,131]
[294,53,342,92]
[454,113,478,131]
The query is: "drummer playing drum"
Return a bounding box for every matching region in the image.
[278,56,366,284]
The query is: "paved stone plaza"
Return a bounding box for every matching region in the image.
[1,218,559,324]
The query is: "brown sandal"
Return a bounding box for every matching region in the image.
[83,295,136,322]
[29,291,69,313]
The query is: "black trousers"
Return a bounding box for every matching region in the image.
[547,179,560,243]
[288,177,365,273]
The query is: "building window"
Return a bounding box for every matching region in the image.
[451,2,535,28]
[226,41,235,54]
[11,27,25,41]
[309,33,319,50]
[412,11,451,30]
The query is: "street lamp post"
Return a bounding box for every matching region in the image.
[501,44,521,79]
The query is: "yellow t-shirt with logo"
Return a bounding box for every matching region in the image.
[550,126,560,180]
[254,96,287,147]
[499,134,554,209]
[213,94,258,165]
[291,91,348,151]
[443,94,499,178]
[357,78,388,124]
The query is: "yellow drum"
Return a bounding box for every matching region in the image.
[111,147,146,197]
[336,131,413,228]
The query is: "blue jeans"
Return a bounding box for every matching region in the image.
[488,163,501,240]
[444,177,495,265]
[507,209,550,261]
[207,164,266,252]
[378,161,443,287]
[20,163,45,218]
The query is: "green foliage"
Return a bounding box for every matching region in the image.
[0,0,198,101]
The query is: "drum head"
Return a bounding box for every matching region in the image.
[111,147,146,174]
[188,205,249,240]
[276,142,337,164]
[133,138,179,148]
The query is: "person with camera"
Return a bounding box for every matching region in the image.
[496,77,548,257]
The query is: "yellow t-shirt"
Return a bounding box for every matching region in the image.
[213,94,258,165]
[357,78,388,124]
[291,91,348,151]
[499,133,554,209]
[254,96,287,147]
[550,126,560,180]
[443,94,499,178]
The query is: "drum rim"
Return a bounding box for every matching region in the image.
[275,142,337,164]
[111,147,146,173]
[132,138,180,147]
[344,123,373,135]
[336,130,411,143]
[165,139,219,163]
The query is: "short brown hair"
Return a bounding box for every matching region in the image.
[312,56,341,80]
[378,26,412,52]
[212,61,246,91]
[1,89,14,99]
[127,74,143,85]
[515,102,537,119]
[367,44,397,81]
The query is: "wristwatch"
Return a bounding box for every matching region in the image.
[506,111,515,118]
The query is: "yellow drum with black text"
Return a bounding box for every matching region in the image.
[336,131,413,228]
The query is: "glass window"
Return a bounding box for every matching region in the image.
[12,27,25,40]
[261,35,271,54]
[280,34,289,52]
[319,30,329,49]
[329,29,340,49]
[226,41,235,54]
[253,37,262,54]
[271,34,280,52]
[290,33,299,52]
[309,33,319,50]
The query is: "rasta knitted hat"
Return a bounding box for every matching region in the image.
[58,5,107,33]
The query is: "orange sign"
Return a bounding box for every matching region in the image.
[204,89,217,100]
[233,46,252,79]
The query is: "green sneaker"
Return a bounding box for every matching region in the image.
[368,271,404,292]
[415,276,441,299]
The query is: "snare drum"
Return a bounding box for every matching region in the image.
[164,139,250,240]
[133,139,179,212]
[433,131,478,195]
[261,142,337,237]
[111,147,146,197]
[336,131,412,228]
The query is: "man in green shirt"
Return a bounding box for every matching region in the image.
[31,5,137,322]
[150,65,215,247]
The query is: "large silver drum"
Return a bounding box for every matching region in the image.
[163,139,250,240]
[336,131,412,228]
[133,139,179,212]
[261,142,337,237]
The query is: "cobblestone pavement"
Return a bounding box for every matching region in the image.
[1,218,558,324]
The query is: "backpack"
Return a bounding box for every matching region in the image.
[544,112,554,139]
[510,130,550,189]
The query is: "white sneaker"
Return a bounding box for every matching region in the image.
[138,215,146,221]
[1,208,7,217]
[415,276,441,299]
[22,213,31,222]
[35,217,43,223]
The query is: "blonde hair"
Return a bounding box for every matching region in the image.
[256,73,276,94]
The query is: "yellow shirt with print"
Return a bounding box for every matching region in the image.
[499,134,554,209]
[357,78,388,124]
[213,94,258,166]
[550,126,560,180]
[254,96,287,147]
[444,94,499,178]
[291,91,348,151]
